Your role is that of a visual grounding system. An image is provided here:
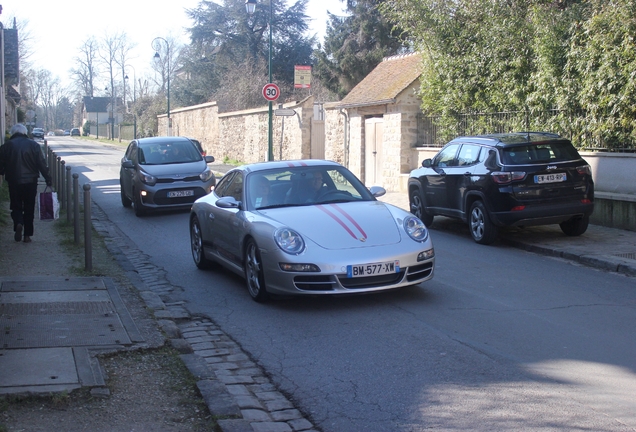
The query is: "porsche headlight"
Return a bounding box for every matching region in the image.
[404,216,429,242]
[274,228,305,255]
[199,167,214,182]
[139,170,157,186]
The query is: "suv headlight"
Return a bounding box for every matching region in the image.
[139,170,157,186]
[200,167,214,182]
[404,216,429,242]
[274,228,305,255]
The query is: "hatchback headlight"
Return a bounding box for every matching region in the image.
[200,167,214,182]
[404,216,428,242]
[139,170,157,186]
[274,228,305,255]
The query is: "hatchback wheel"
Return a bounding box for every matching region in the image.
[190,216,213,269]
[120,178,132,208]
[469,201,498,245]
[244,239,269,302]
[409,189,434,226]
[560,215,589,236]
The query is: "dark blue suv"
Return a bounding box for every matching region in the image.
[408,132,594,244]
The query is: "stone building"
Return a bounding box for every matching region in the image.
[323,53,424,191]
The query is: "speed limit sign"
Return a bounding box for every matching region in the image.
[262,83,280,101]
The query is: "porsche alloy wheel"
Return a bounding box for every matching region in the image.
[190,216,212,269]
[244,239,269,302]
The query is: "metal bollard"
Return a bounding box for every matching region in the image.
[83,183,92,271]
[60,160,66,209]
[73,174,80,244]
[56,156,62,191]
[66,166,72,222]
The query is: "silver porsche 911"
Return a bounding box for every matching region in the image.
[189,160,435,302]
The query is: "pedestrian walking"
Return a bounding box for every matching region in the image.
[0,123,53,243]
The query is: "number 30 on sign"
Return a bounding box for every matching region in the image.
[262,83,280,101]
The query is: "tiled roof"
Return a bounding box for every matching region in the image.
[338,52,423,108]
[83,96,110,112]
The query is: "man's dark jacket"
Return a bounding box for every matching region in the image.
[0,133,52,185]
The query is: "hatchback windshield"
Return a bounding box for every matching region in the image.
[138,141,202,165]
[501,140,581,165]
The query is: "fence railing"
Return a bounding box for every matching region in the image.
[417,110,636,152]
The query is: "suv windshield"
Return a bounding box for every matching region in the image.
[501,140,581,165]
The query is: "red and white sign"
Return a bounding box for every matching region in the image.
[262,83,280,101]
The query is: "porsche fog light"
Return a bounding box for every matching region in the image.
[417,248,435,262]
[274,228,305,255]
[279,263,320,272]
[404,216,428,242]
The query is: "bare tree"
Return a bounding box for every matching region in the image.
[114,36,136,122]
[70,37,100,97]
[99,31,126,138]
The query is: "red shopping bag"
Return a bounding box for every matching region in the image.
[39,186,59,220]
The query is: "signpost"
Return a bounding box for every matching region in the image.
[262,83,280,102]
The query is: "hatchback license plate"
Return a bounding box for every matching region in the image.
[534,173,566,184]
[168,190,194,198]
[347,260,400,278]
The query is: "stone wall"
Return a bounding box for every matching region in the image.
[159,98,313,164]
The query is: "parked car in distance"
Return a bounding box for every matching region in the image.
[63,130,70,136]
[188,138,206,157]
[120,136,216,217]
[70,128,80,136]
[31,127,45,139]
[189,160,435,302]
[47,131,55,136]
[408,132,594,245]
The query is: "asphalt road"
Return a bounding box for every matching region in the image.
[49,136,636,431]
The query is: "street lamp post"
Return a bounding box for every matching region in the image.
[125,65,137,139]
[152,37,171,136]
[246,0,274,161]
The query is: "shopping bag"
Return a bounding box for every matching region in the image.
[39,187,59,220]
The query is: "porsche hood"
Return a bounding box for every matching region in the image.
[262,201,403,249]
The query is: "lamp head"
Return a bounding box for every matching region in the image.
[245,0,257,15]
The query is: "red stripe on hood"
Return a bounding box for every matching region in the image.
[329,204,367,239]
[316,205,358,239]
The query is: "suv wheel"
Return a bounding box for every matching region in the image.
[120,178,132,208]
[409,189,434,226]
[560,215,589,236]
[469,201,498,245]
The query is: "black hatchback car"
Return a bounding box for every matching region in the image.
[408,132,594,244]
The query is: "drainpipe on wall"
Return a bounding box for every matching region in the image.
[339,108,349,168]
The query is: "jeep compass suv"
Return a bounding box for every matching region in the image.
[408,132,594,244]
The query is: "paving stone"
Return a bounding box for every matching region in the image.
[190,341,217,350]
[198,348,231,357]
[197,379,241,417]
[241,408,271,421]
[255,390,285,401]
[169,338,193,354]
[226,384,251,396]
[251,422,293,432]
[227,353,250,362]
[209,362,240,370]
[217,419,253,432]
[287,418,314,431]
[270,409,302,421]
[234,395,265,409]
[217,375,256,385]
[264,398,295,411]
